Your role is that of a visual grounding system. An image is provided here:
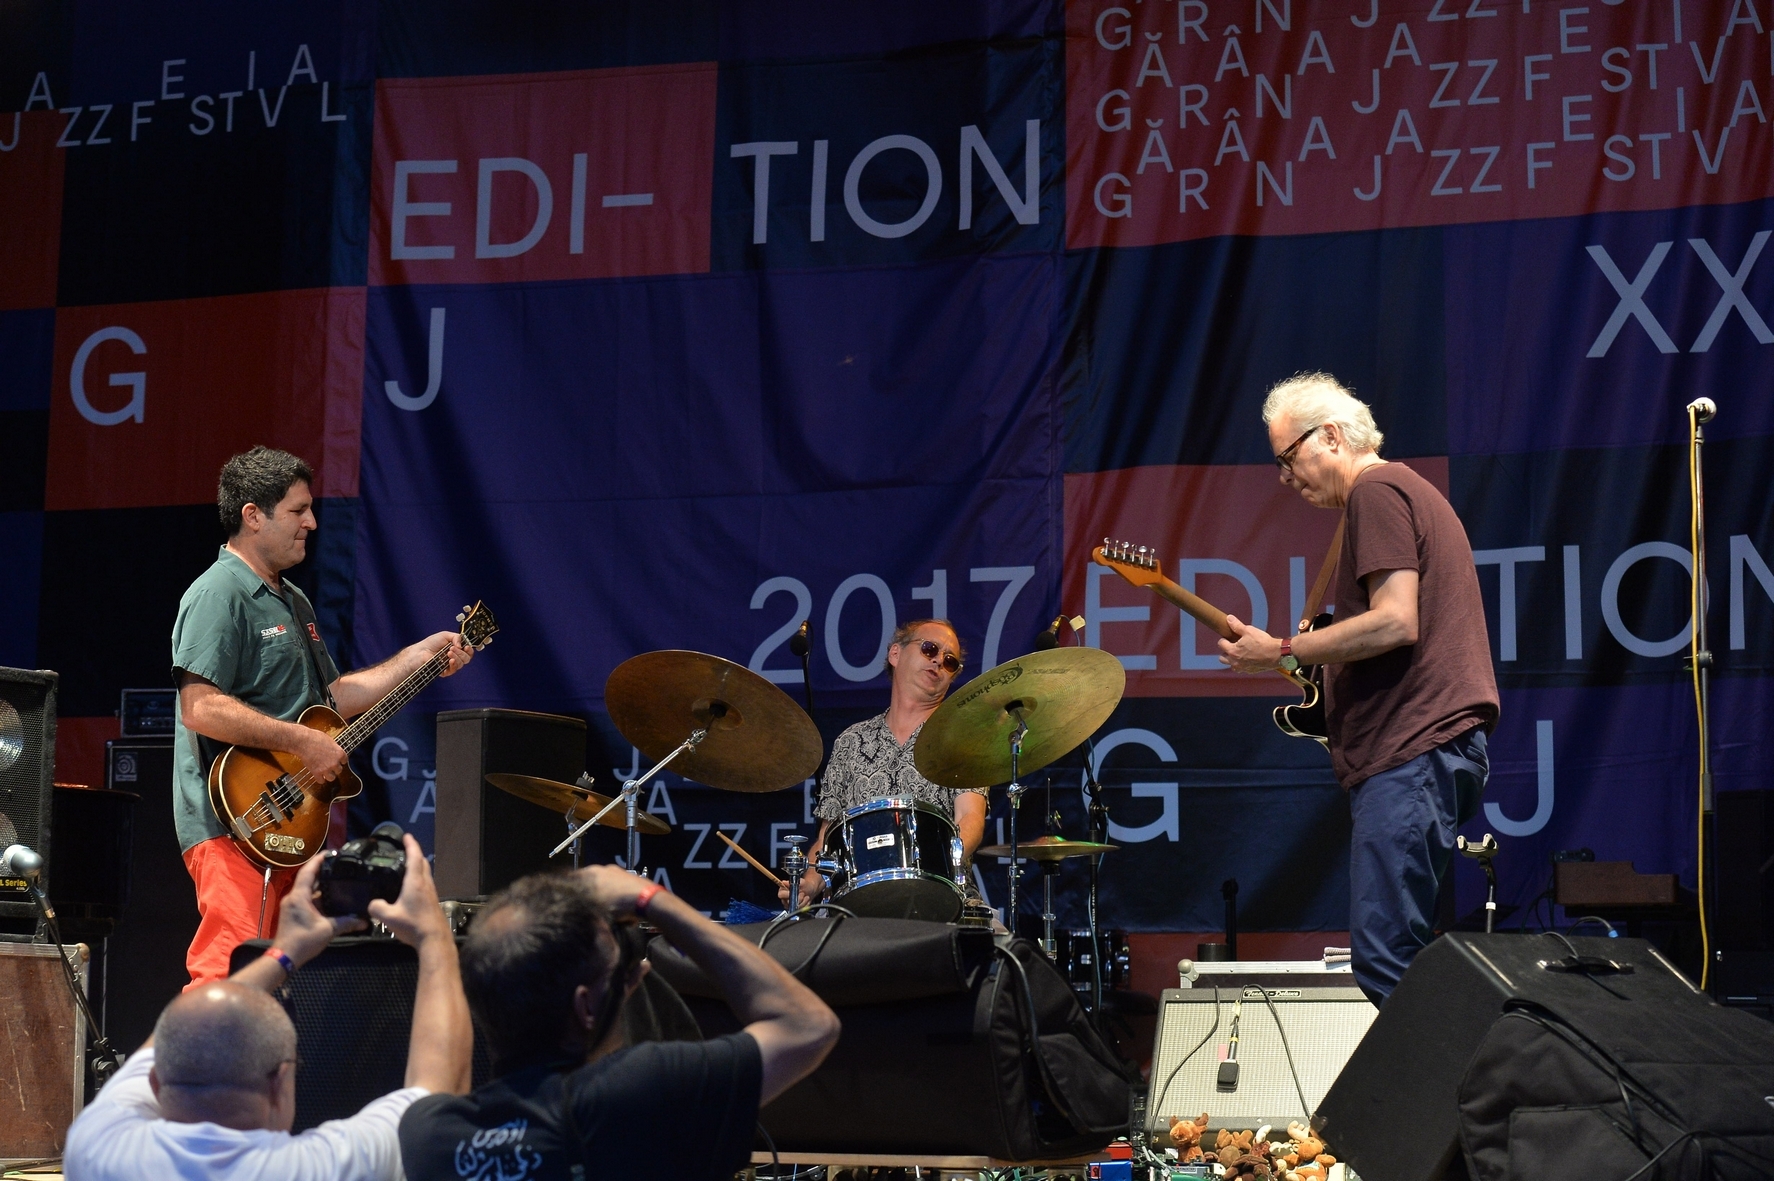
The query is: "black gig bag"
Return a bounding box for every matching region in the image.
[648,916,1131,1160]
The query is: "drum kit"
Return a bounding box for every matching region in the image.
[483,641,1131,976]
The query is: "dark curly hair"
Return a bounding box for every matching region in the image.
[217,446,313,536]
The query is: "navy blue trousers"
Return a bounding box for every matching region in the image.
[1347,727,1489,1005]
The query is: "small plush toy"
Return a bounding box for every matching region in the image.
[1165,1112,1210,1162]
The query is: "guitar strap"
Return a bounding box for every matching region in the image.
[282,584,339,711]
[1299,514,1347,633]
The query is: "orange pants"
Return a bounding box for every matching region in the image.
[182,836,297,990]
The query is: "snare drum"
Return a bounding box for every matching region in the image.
[830,797,965,922]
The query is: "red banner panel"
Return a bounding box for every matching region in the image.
[369,64,718,286]
[1067,0,1774,247]
[44,288,364,511]
[1063,458,1449,697]
[0,112,65,310]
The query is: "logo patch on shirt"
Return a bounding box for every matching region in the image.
[306,622,321,642]
[454,1118,543,1180]
[259,625,287,638]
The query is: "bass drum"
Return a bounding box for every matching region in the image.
[830,797,965,922]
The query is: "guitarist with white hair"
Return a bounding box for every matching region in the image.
[1216,372,1498,1005]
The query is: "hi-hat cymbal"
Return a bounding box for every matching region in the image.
[485,773,672,835]
[914,646,1126,789]
[604,650,822,793]
[975,834,1119,861]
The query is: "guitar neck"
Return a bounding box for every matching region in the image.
[333,647,452,753]
[1142,576,1235,641]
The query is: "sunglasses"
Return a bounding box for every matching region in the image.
[915,639,962,674]
[1274,425,1320,473]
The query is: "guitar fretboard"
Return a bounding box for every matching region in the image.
[334,646,453,753]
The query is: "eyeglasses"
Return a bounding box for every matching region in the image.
[1274,425,1320,473]
[917,639,962,674]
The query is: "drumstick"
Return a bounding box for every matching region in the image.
[717,831,783,885]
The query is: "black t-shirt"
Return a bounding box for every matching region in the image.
[399,1033,762,1181]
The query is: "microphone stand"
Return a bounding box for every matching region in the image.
[27,880,123,1085]
[1688,400,1718,991]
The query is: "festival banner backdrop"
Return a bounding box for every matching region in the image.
[2,0,1769,935]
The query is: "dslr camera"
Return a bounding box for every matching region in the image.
[315,821,407,918]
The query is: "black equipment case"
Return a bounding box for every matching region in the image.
[647,916,1132,1160]
[1456,937,1774,1180]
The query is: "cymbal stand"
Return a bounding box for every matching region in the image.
[1081,736,1109,1017]
[1038,860,1061,956]
[1004,712,1029,931]
[783,835,809,917]
[552,727,709,869]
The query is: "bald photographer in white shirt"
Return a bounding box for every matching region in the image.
[64,839,471,1181]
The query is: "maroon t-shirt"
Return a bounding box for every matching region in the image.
[1322,463,1499,787]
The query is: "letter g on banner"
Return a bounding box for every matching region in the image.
[70,327,147,425]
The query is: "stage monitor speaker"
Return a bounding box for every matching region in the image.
[0,941,87,1161]
[102,739,199,1055]
[1145,986,1375,1135]
[1315,933,1719,1181]
[435,708,586,900]
[0,667,57,938]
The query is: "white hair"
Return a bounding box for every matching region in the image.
[1261,372,1385,455]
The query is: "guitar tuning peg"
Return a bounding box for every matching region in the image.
[456,612,466,623]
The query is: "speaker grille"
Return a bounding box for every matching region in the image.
[1147,987,1375,1133]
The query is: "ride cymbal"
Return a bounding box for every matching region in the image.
[975,834,1119,861]
[914,646,1125,788]
[604,650,822,793]
[484,773,672,835]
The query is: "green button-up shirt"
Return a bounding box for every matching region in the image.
[170,547,340,853]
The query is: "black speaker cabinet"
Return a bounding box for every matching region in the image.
[102,739,199,1055]
[1315,933,1710,1181]
[0,667,57,937]
[435,709,586,900]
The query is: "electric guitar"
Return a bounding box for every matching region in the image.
[209,602,499,869]
[1093,540,1329,745]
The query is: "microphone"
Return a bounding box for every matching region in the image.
[1034,615,1086,651]
[1,844,42,881]
[1688,397,1717,423]
[788,620,811,658]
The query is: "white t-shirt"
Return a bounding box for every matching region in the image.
[64,1047,428,1181]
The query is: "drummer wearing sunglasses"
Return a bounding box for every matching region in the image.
[779,619,989,908]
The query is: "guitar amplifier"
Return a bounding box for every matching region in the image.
[434,709,587,899]
[1145,985,1376,1135]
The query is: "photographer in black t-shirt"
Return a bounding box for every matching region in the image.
[399,866,840,1180]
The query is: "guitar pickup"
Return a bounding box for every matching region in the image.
[259,787,289,824]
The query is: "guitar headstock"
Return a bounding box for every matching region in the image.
[455,601,499,650]
[1095,537,1165,587]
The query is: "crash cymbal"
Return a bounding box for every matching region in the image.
[914,646,1126,789]
[975,834,1119,861]
[604,650,823,793]
[485,773,672,835]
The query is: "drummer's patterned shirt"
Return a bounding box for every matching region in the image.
[814,712,988,823]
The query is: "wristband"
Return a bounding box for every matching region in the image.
[634,882,665,914]
[264,947,295,976]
